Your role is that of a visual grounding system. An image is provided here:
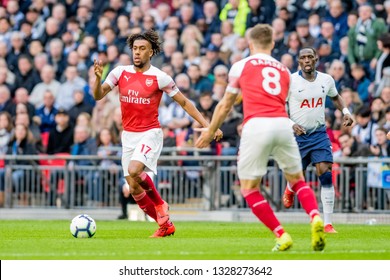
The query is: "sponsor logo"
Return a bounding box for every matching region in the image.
[124,75,130,82]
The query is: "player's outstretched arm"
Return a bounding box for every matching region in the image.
[93,59,111,100]
[195,91,237,148]
[172,91,223,141]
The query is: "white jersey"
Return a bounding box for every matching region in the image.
[287,71,338,134]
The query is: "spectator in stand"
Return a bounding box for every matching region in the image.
[219,0,251,37]
[374,33,390,97]
[14,111,43,152]
[27,39,43,59]
[219,107,242,163]
[338,36,351,75]
[295,19,315,48]
[69,124,97,206]
[286,31,302,71]
[6,31,26,73]
[35,90,58,133]
[205,43,226,73]
[202,1,221,46]
[0,85,13,115]
[109,106,123,144]
[33,53,49,77]
[6,0,25,31]
[271,17,288,61]
[335,132,372,158]
[68,89,94,125]
[0,66,14,94]
[9,87,35,121]
[352,105,379,146]
[47,109,73,155]
[296,0,327,21]
[186,63,213,97]
[315,20,341,59]
[51,3,68,35]
[340,88,363,116]
[246,0,275,29]
[350,63,372,104]
[29,65,61,109]
[95,127,121,206]
[55,66,87,111]
[326,60,353,113]
[40,17,62,48]
[370,97,386,125]
[170,51,187,77]
[325,0,349,39]
[370,126,390,157]
[47,39,67,81]
[0,111,13,207]
[5,123,38,206]
[91,98,116,133]
[14,55,41,93]
[26,6,46,40]
[347,4,387,80]
[383,107,390,130]
[281,53,296,72]
[196,91,218,116]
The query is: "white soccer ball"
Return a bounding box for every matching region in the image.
[70,214,96,238]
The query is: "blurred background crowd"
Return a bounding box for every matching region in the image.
[0,0,390,176]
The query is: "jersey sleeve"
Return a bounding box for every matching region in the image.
[226,61,243,94]
[158,72,179,97]
[326,75,339,98]
[105,66,123,89]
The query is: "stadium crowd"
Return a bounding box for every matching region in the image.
[1,0,390,211]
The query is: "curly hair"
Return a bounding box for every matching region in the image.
[126,29,162,57]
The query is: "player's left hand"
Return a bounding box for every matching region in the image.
[343,114,354,126]
[387,131,390,140]
[194,127,214,148]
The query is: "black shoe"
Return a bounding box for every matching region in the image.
[117,214,128,220]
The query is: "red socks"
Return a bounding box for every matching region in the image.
[138,172,164,206]
[241,189,285,238]
[291,180,320,220]
[132,191,157,221]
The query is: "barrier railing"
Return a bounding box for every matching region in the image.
[1,154,389,213]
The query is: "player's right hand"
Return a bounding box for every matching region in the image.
[94,59,103,79]
[292,124,306,135]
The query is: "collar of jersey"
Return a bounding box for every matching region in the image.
[298,70,317,81]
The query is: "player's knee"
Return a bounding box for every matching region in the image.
[128,167,142,181]
[319,171,332,187]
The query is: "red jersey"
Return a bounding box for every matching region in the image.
[105,65,179,132]
[226,53,291,124]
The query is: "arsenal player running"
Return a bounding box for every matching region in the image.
[196,24,325,251]
[93,29,222,238]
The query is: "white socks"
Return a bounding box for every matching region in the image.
[321,186,335,225]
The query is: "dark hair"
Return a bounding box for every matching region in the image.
[299,47,317,57]
[126,29,161,57]
[0,111,13,132]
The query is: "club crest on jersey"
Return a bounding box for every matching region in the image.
[145,78,153,87]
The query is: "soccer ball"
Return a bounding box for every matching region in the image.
[70,214,96,238]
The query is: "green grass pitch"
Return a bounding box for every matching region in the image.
[0,220,390,260]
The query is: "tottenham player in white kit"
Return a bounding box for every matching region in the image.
[93,30,222,238]
[196,24,326,251]
[283,47,353,233]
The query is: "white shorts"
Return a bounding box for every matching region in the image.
[121,128,163,176]
[237,118,302,180]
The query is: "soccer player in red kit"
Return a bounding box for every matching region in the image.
[93,29,222,238]
[196,24,325,251]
